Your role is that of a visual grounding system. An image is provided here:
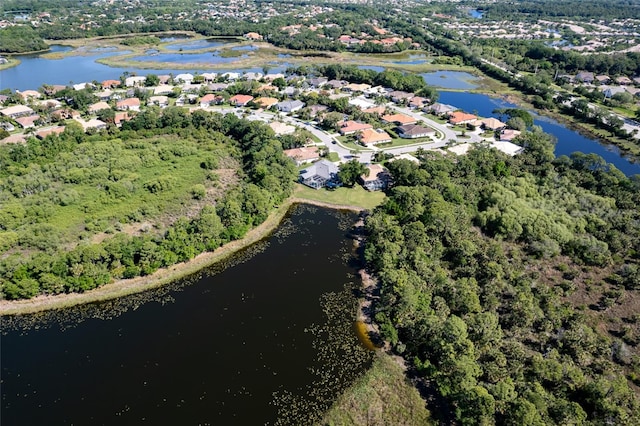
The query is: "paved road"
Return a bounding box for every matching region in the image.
[202,105,487,164]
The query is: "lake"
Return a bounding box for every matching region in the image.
[422,71,480,90]
[1,205,373,425]
[131,51,249,64]
[438,91,640,175]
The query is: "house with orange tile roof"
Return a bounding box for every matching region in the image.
[358,128,392,146]
[283,147,320,166]
[381,113,416,126]
[114,112,132,126]
[102,79,121,89]
[229,94,254,107]
[362,106,386,116]
[448,111,477,125]
[200,94,220,108]
[339,120,373,135]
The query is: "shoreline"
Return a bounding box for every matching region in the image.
[0,197,364,317]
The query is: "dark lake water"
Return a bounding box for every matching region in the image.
[1,205,373,425]
[438,91,640,175]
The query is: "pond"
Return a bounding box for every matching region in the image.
[0,205,373,425]
[422,71,480,90]
[131,51,249,64]
[470,9,484,19]
[437,91,640,175]
[165,39,231,51]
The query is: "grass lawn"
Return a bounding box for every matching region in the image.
[379,137,434,149]
[318,353,433,426]
[294,184,385,210]
[325,152,340,162]
[336,136,373,152]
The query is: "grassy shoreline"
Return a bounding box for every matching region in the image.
[0,189,371,317]
[0,57,20,70]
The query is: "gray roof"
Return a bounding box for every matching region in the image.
[300,159,338,180]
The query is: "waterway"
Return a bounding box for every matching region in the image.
[438,91,640,175]
[1,205,373,425]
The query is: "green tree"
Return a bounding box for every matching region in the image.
[338,160,367,187]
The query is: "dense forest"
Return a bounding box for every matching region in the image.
[479,0,640,20]
[365,129,640,424]
[0,26,48,53]
[0,109,296,299]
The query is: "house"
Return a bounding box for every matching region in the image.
[243,72,263,81]
[153,86,174,95]
[18,89,42,100]
[616,76,633,85]
[201,73,217,82]
[208,83,230,92]
[269,121,296,135]
[35,126,65,139]
[264,73,285,81]
[35,99,62,109]
[390,153,420,164]
[254,97,279,109]
[349,97,375,110]
[499,129,522,142]
[325,80,346,89]
[358,128,392,146]
[309,77,328,88]
[148,96,169,107]
[174,73,194,84]
[158,75,172,85]
[381,113,416,126]
[15,115,41,128]
[480,117,507,131]
[229,94,254,107]
[116,98,141,111]
[362,105,386,116]
[96,89,114,101]
[426,103,456,115]
[0,122,15,132]
[125,76,146,87]
[101,79,121,89]
[244,32,263,40]
[575,71,595,84]
[343,83,371,93]
[74,118,107,131]
[396,123,434,139]
[0,105,34,119]
[281,87,297,97]
[284,146,320,166]
[360,164,390,191]
[409,96,428,109]
[1,134,26,144]
[73,82,93,91]
[595,75,611,84]
[299,159,339,189]
[448,111,478,125]
[88,101,112,113]
[490,141,524,156]
[388,90,414,103]
[601,85,627,98]
[52,108,81,121]
[221,72,240,81]
[308,104,328,117]
[277,100,305,113]
[199,94,219,108]
[114,112,131,126]
[339,120,373,135]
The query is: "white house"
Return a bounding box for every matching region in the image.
[174,73,194,84]
[276,100,305,113]
[125,76,146,87]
